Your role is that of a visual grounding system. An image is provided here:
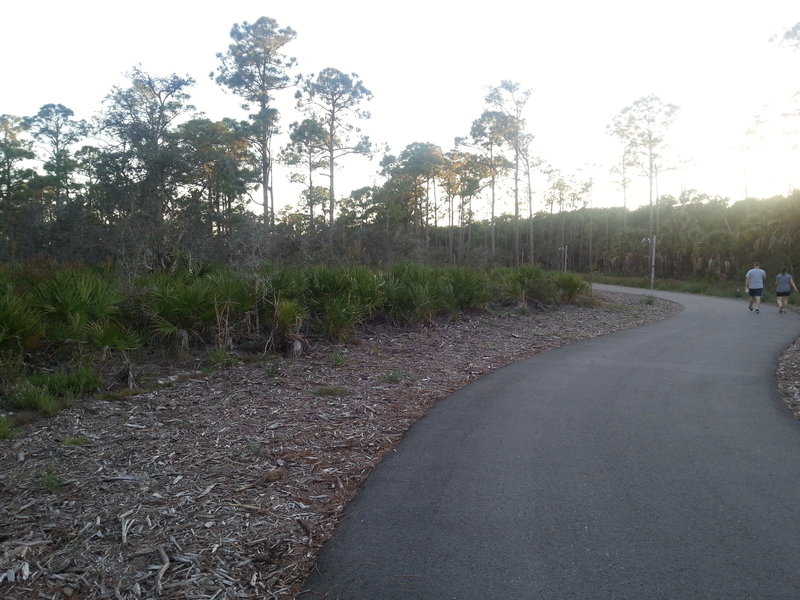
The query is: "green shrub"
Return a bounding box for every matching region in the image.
[439,267,489,315]
[388,263,436,286]
[0,286,45,355]
[341,265,385,315]
[0,365,98,422]
[208,347,237,367]
[330,349,348,366]
[381,264,441,323]
[301,265,384,341]
[139,275,218,346]
[0,262,599,373]
[259,263,308,301]
[29,269,124,354]
[139,267,259,350]
[85,321,142,353]
[205,270,258,315]
[380,370,407,383]
[304,265,349,303]
[266,298,305,350]
[318,293,364,342]
[553,272,589,303]
[497,265,559,305]
[383,276,437,323]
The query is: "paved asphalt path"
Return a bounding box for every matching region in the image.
[301,286,800,600]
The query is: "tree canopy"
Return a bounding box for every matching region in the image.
[1,15,798,282]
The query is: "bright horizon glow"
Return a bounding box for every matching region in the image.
[2,0,798,218]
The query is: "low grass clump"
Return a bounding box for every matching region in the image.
[64,436,89,446]
[39,466,66,493]
[27,365,100,398]
[0,416,13,439]
[380,370,408,384]
[0,364,101,429]
[3,382,60,416]
[208,348,237,367]
[330,348,348,366]
[313,386,349,397]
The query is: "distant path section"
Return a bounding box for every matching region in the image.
[301,286,800,600]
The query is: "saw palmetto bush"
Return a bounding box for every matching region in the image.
[205,270,260,351]
[317,293,365,342]
[383,263,440,324]
[340,266,385,315]
[553,271,589,303]
[28,269,127,357]
[138,274,215,348]
[496,265,560,307]
[0,259,596,432]
[303,265,384,342]
[138,267,257,351]
[1,260,593,367]
[0,270,113,423]
[259,263,308,303]
[0,285,45,357]
[203,270,259,315]
[438,267,490,316]
[258,264,310,348]
[84,321,142,356]
[266,298,306,352]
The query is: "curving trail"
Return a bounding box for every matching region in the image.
[301,286,800,600]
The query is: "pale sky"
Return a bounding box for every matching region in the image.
[2,0,798,216]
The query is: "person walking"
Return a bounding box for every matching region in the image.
[745,262,767,313]
[775,266,799,313]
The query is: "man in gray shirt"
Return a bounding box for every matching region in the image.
[745,262,767,313]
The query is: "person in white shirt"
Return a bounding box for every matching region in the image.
[744,262,767,313]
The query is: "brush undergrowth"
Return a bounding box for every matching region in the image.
[0,261,594,428]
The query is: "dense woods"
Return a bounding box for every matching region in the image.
[1,16,799,281]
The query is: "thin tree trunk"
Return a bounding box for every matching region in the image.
[260,145,271,226]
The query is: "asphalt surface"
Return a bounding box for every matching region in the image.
[300,286,800,600]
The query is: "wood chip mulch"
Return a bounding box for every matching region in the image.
[1,290,798,599]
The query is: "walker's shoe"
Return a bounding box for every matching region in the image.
[749,306,753,311]
[755,309,759,313]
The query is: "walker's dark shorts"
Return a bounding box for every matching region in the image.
[777,291,790,297]
[749,288,764,297]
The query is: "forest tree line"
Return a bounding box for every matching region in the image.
[1,16,799,281]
